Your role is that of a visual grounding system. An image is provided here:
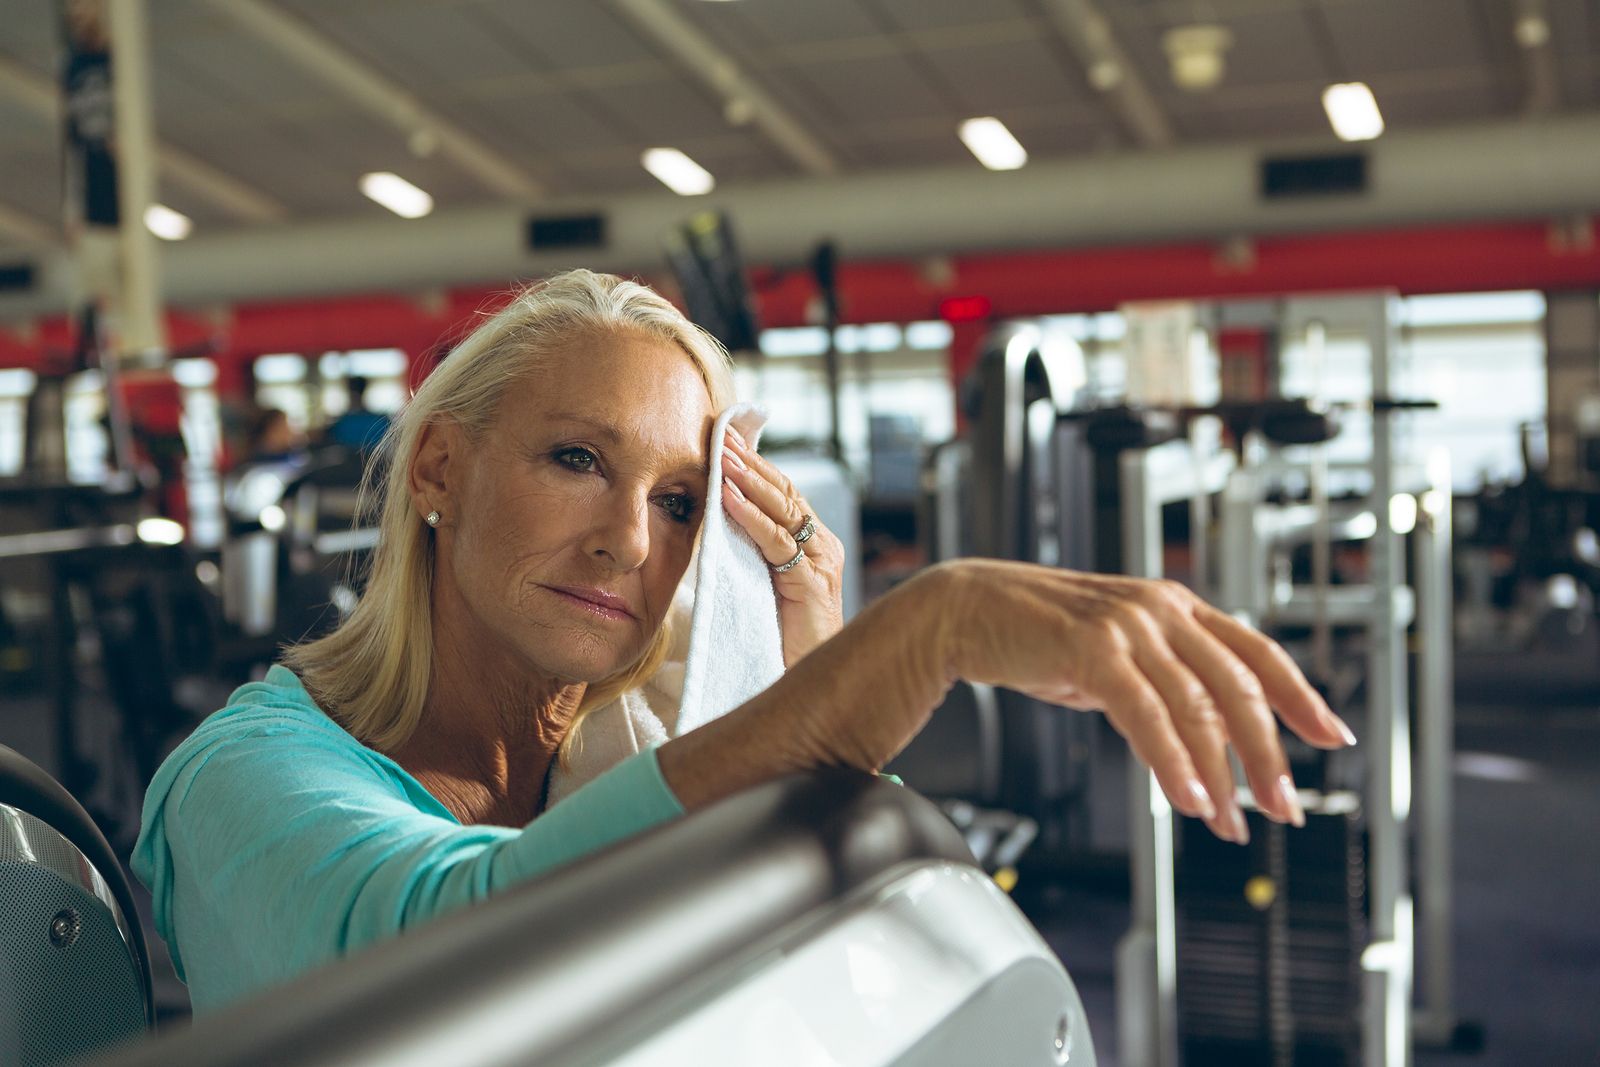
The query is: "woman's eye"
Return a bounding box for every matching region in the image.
[554,447,598,473]
[657,493,696,523]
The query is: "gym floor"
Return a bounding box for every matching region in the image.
[2,645,1596,1063]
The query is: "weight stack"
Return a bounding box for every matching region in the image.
[1177,792,1366,1067]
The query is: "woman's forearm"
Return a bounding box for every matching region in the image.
[656,565,958,811]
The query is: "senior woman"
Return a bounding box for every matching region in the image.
[133,270,1352,1012]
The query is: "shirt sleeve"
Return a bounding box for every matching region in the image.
[158,729,683,1003]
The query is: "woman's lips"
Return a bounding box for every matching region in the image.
[544,585,636,622]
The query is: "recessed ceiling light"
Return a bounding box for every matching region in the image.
[642,148,716,196]
[143,204,192,241]
[958,117,1028,171]
[1322,82,1385,142]
[359,172,434,219]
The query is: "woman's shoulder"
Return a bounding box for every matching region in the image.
[152,665,404,803]
[180,665,358,752]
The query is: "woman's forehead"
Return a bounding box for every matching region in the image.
[500,334,716,452]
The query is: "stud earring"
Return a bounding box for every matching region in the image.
[425,510,441,527]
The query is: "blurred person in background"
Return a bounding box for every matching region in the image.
[325,375,390,453]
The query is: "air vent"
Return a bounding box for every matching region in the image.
[1260,153,1367,199]
[527,214,606,251]
[0,263,36,291]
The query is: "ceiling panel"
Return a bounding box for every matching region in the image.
[1547,0,1598,107]
[0,0,57,78]
[0,147,60,226]
[0,0,1581,236]
[1319,0,1498,79]
[1167,95,1329,142]
[918,36,1088,115]
[471,1,662,71]
[697,0,884,47]
[273,2,531,90]
[783,51,952,125]
[585,75,735,144]
[1367,70,1506,128]
[149,16,349,117]
[472,93,633,158]
[869,0,1033,32]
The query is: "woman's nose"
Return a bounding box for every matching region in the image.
[585,493,651,571]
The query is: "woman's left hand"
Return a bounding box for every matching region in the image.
[720,427,846,667]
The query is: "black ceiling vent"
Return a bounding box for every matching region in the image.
[1260,152,1368,199]
[0,263,36,291]
[527,214,607,251]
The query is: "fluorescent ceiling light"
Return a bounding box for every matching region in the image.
[642,148,715,195]
[1322,82,1384,142]
[144,204,192,241]
[360,171,434,218]
[959,117,1028,171]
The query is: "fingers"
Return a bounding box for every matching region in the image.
[1089,658,1216,822]
[1168,630,1303,829]
[1194,603,1354,750]
[1133,643,1252,843]
[720,432,807,567]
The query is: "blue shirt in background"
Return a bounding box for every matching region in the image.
[325,409,389,451]
[131,665,684,1013]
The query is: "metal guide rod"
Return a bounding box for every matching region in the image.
[1115,443,1179,1067]
[1412,455,1457,1044]
[1363,297,1414,1067]
[1114,441,1233,1067]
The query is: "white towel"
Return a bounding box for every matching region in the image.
[547,403,785,806]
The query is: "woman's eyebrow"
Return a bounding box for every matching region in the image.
[544,413,622,442]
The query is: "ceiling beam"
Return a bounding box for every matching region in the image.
[203,0,544,200]
[1038,0,1176,149]
[0,52,288,224]
[608,0,842,176]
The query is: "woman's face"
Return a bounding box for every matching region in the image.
[420,329,715,685]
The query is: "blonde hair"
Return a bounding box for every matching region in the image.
[283,270,736,758]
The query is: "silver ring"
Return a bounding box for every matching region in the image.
[772,546,806,573]
[792,515,816,545]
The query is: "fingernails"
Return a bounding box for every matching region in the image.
[1329,714,1358,746]
[724,478,745,501]
[1275,775,1306,828]
[1184,780,1216,825]
[1184,778,1217,821]
[1210,802,1250,845]
[722,447,747,471]
[726,427,747,449]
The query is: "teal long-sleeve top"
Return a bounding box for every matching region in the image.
[130,665,685,1014]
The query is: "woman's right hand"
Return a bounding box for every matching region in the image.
[660,559,1353,844]
[928,560,1352,841]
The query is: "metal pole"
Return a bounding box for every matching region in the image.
[1412,454,1456,1043]
[105,0,167,363]
[1114,446,1179,1067]
[1364,297,1414,1067]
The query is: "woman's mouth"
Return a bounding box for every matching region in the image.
[543,585,636,622]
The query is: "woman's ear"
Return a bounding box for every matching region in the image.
[409,420,461,522]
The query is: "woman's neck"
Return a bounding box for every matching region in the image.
[394,607,587,827]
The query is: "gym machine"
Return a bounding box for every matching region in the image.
[907,294,1466,1065]
[1118,294,1465,1066]
[86,771,1097,1067]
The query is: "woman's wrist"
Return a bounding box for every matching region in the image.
[658,562,962,811]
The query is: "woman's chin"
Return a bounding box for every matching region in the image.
[526,639,639,687]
